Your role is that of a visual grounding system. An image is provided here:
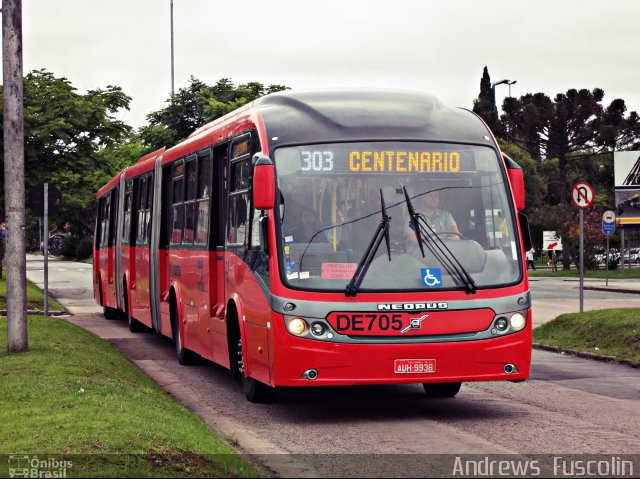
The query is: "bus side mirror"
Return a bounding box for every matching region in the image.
[503,154,525,211]
[252,155,275,210]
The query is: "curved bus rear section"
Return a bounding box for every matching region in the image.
[93,89,532,402]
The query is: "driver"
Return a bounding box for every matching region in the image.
[407,190,460,242]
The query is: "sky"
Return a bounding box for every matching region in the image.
[13,0,640,129]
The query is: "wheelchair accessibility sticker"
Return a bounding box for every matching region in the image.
[421,268,443,287]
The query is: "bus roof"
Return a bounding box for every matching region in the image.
[99,89,497,195]
[97,171,122,198]
[170,89,495,164]
[254,89,494,151]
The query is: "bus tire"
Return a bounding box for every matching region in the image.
[128,315,146,333]
[234,335,276,403]
[243,376,275,403]
[122,278,147,333]
[423,382,462,398]
[124,287,145,333]
[171,296,197,365]
[103,306,119,320]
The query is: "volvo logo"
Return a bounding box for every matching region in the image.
[401,314,428,333]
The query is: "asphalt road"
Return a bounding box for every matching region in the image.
[25,255,640,477]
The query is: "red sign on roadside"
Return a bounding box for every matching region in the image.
[571,181,595,209]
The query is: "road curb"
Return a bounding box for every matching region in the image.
[533,343,639,368]
[583,286,640,295]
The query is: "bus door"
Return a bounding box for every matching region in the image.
[115,176,125,313]
[209,143,229,366]
[180,152,214,358]
[133,173,153,327]
[106,188,119,308]
[150,159,171,335]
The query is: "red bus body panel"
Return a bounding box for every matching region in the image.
[94,91,532,392]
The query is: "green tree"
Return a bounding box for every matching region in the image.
[0,69,132,235]
[501,88,640,204]
[141,77,289,150]
[472,66,501,135]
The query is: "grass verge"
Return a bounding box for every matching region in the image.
[0,267,64,311]
[533,308,640,367]
[0,316,259,477]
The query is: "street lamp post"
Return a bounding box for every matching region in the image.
[491,79,517,112]
[491,79,510,112]
[170,0,174,97]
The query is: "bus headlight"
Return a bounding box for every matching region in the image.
[311,322,325,336]
[509,313,526,331]
[288,317,308,336]
[494,317,509,331]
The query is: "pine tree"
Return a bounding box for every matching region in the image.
[472,66,501,136]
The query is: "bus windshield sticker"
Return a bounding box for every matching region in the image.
[421,268,443,287]
[321,262,358,280]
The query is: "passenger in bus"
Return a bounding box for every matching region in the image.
[289,207,327,243]
[407,190,460,242]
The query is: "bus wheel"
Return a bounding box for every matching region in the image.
[103,307,119,320]
[423,382,462,398]
[236,338,275,403]
[174,324,197,365]
[171,305,197,365]
[124,289,146,333]
[128,315,146,333]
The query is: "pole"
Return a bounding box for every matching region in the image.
[621,229,625,273]
[170,0,174,96]
[579,209,584,313]
[44,183,48,316]
[3,0,27,352]
[606,235,609,287]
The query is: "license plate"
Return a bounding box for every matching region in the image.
[394,359,436,374]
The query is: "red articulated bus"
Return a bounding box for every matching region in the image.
[94,89,533,402]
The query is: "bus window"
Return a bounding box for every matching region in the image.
[183,157,197,245]
[227,137,252,246]
[145,173,154,245]
[195,149,212,245]
[171,161,185,245]
[136,176,148,245]
[122,181,133,244]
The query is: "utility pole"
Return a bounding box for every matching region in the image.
[3,0,28,352]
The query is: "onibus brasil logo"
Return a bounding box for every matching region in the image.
[8,455,73,478]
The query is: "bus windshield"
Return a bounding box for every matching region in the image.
[274,142,521,292]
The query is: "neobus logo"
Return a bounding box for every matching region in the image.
[377,302,448,311]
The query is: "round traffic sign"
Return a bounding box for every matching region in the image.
[602,210,616,224]
[571,181,595,209]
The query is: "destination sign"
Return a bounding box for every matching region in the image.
[349,151,460,173]
[299,148,470,174]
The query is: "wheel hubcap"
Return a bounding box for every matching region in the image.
[237,338,244,375]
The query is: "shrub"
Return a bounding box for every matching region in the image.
[60,235,79,258]
[75,237,93,260]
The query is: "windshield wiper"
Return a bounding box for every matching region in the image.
[404,186,425,258]
[402,186,476,294]
[345,189,392,297]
